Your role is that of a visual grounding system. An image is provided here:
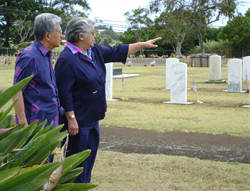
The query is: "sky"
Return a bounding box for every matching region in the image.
[86,0,153,32]
[86,0,250,32]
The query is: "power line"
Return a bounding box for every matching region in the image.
[98,23,127,28]
[98,19,127,23]
[0,7,147,32]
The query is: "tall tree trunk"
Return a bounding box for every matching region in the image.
[3,20,11,47]
[176,42,182,56]
[197,28,205,55]
[197,28,205,67]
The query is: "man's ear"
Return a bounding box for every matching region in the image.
[45,32,50,41]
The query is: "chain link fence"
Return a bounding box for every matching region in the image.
[205,50,250,58]
[0,47,23,55]
[124,49,250,58]
[1,47,250,59]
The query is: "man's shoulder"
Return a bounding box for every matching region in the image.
[19,43,39,57]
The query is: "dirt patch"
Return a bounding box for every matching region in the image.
[99,125,250,164]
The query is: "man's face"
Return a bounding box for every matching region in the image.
[49,23,63,49]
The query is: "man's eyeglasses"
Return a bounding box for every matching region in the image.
[89,30,95,36]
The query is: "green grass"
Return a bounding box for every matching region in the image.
[0,67,15,114]
[92,151,250,191]
[101,64,250,137]
[1,63,250,137]
[1,61,250,190]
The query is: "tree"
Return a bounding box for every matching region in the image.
[150,0,244,55]
[0,0,40,47]
[95,33,113,45]
[124,7,153,42]
[245,8,250,17]
[13,11,34,46]
[0,0,90,47]
[118,28,137,44]
[100,28,118,41]
[155,11,194,56]
[217,15,250,51]
[124,7,154,54]
[204,27,222,42]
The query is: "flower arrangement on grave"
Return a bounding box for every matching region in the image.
[150,59,155,66]
[127,60,132,67]
[129,54,135,58]
[15,50,21,56]
[170,53,178,58]
[119,97,129,101]
[149,54,156,58]
[184,55,191,67]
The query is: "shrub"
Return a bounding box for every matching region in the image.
[0,75,97,190]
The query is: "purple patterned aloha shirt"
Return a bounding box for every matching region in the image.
[13,39,63,129]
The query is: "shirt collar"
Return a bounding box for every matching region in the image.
[34,39,52,57]
[66,41,83,54]
[66,41,93,61]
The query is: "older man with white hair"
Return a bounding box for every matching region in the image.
[13,13,64,130]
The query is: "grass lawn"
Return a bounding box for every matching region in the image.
[92,151,250,191]
[1,60,250,190]
[101,63,250,138]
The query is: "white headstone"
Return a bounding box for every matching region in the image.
[209,55,221,81]
[227,59,243,92]
[164,62,192,104]
[243,82,250,108]
[105,63,117,101]
[243,56,250,81]
[165,58,179,90]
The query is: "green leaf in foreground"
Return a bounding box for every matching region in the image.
[0,166,21,183]
[0,98,17,122]
[59,168,83,184]
[0,114,13,129]
[11,177,49,191]
[62,149,91,176]
[0,162,61,190]
[54,183,97,191]
[0,129,22,155]
[0,75,33,109]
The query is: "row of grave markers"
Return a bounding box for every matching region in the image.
[165,55,250,107]
[105,55,250,107]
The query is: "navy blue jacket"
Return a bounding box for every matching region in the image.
[55,43,128,127]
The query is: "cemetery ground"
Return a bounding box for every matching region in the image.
[0,60,250,190]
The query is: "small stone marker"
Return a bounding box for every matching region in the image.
[164,62,193,104]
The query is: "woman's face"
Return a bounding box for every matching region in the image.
[84,26,96,48]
